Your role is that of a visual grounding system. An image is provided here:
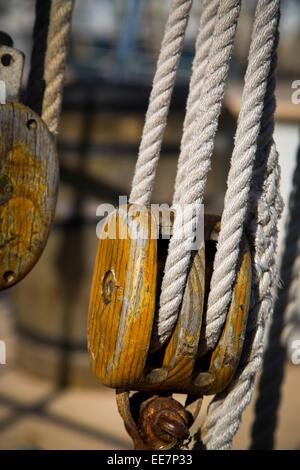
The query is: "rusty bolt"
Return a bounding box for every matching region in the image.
[137,395,190,450]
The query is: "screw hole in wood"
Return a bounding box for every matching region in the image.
[26,119,37,131]
[3,271,15,284]
[1,54,13,66]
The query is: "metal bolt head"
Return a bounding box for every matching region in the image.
[137,395,191,450]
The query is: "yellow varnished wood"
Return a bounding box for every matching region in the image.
[207,237,251,393]
[162,245,205,389]
[141,241,205,391]
[88,206,206,392]
[88,205,157,388]
[139,215,251,396]
[88,210,251,397]
[188,220,252,396]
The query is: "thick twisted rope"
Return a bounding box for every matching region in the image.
[151,0,241,351]
[126,0,281,448]
[200,141,282,449]
[41,0,74,135]
[129,0,193,206]
[173,0,220,203]
[250,140,300,450]
[27,0,74,135]
[198,0,282,449]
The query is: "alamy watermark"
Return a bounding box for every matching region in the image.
[290,339,300,365]
[95,196,204,251]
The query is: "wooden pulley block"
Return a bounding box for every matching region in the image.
[0,44,59,289]
[88,205,157,388]
[135,215,251,395]
[140,243,205,391]
[185,215,252,396]
[88,204,205,390]
[88,207,251,396]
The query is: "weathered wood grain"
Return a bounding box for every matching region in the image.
[137,215,251,395]
[88,210,251,397]
[0,102,58,289]
[88,205,157,388]
[189,218,252,396]
[88,205,206,392]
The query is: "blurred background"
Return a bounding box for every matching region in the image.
[0,0,299,450]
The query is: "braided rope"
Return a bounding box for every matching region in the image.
[250,141,300,450]
[129,0,193,206]
[198,1,282,449]
[41,0,74,135]
[151,0,241,351]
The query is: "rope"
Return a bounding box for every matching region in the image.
[151,0,241,351]
[200,142,282,449]
[172,0,220,204]
[198,0,282,449]
[124,0,282,449]
[201,0,281,354]
[129,0,193,206]
[250,140,300,450]
[27,0,75,135]
[42,0,74,135]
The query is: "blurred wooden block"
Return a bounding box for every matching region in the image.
[0,102,58,290]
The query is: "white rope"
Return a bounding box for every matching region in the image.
[26,0,74,135]
[250,140,300,449]
[151,0,241,351]
[173,0,220,204]
[127,0,282,450]
[129,0,193,206]
[200,141,282,449]
[200,0,281,354]
[42,0,74,135]
[199,0,282,449]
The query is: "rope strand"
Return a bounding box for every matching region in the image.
[199,1,282,448]
[202,0,281,354]
[41,0,74,135]
[129,0,193,206]
[151,0,241,351]
[173,0,220,204]
[250,140,300,450]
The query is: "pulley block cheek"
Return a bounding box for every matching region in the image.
[0,44,59,290]
[88,204,205,390]
[141,242,205,391]
[88,208,252,397]
[88,205,157,388]
[188,220,251,395]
